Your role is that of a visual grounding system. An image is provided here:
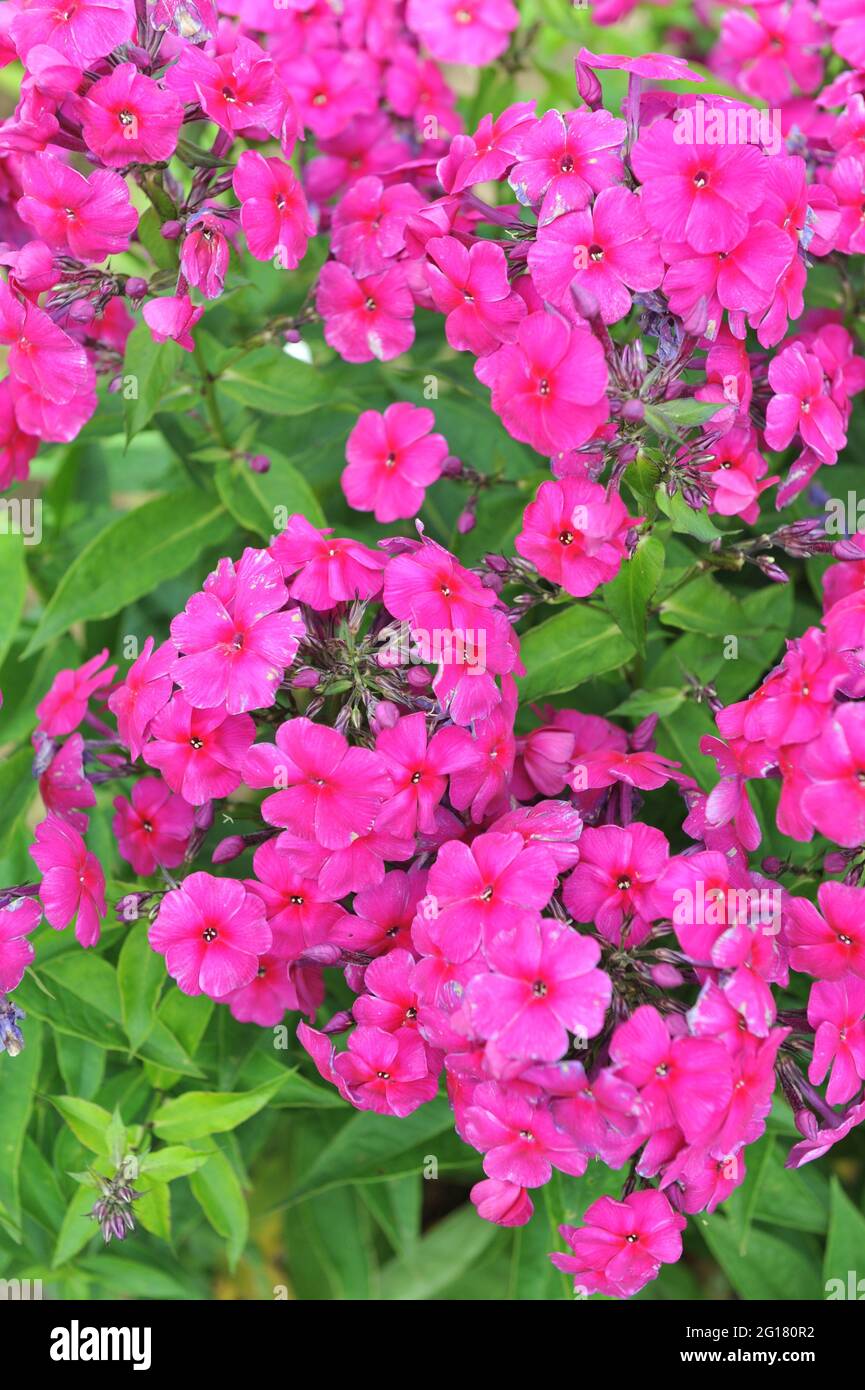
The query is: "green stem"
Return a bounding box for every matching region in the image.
[193,340,232,453]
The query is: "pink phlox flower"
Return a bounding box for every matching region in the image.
[181,209,234,300]
[142,294,203,352]
[112,776,195,877]
[232,150,314,267]
[488,801,583,873]
[801,704,865,847]
[35,648,116,736]
[464,1081,588,1186]
[425,234,526,355]
[764,341,847,464]
[316,259,415,363]
[808,977,865,1105]
[353,947,421,1032]
[508,107,626,225]
[170,547,305,715]
[270,513,384,610]
[610,1004,734,1144]
[437,101,535,192]
[331,176,425,277]
[466,914,611,1061]
[342,402,448,523]
[551,1189,686,1298]
[338,867,428,957]
[223,953,296,1027]
[36,732,95,831]
[10,0,134,64]
[515,478,638,597]
[786,880,865,979]
[476,312,609,456]
[470,1177,533,1227]
[564,823,669,948]
[78,62,183,166]
[245,716,392,850]
[18,151,136,260]
[332,1023,440,1116]
[0,279,91,408]
[0,897,41,993]
[423,830,558,964]
[142,693,255,805]
[29,815,106,947]
[165,34,289,138]
[149,871,272,998]
[405,0,519,67]
[108,636,174,761]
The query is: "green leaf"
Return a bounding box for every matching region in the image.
[189,1149,248,1271]
[220,349,346,416]
[135,1181,172,1243]
[136,207,178,271]
[290,1098,455,1203]
[138,1145,213,1182]
[216,449,326,539]
[122,322,183,441]
[517,605,635,704]
[655,486,722,541]
[823,1179,865,1295]
[0,533,27,670]
[701,1210,822,1300]
[0,1018,42,1227]
[377,1204,498,1300]
[0,746,38,861]
[603,534,665,656]
[611,686,685,719]
[49,1097,113,1157]
[23,490,234,655]
[646,398,726,434]
[118,922,164,1052]
[53,1184,98,1269]
[152,1078,284,1143]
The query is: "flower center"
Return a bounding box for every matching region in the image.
[202,927,218,942]
[693,170,709,189]
[376,1070,391,1079]
[480,885,494,901]
[560,155,574,173]
[532,979,548,997]
[189,737,204,750]
[142,820,153,833]
[617,876,631,891]
[289,894,304,906]
[538,378,551,396]
[558,530,574,545]
[588,244,604,262]
[411,770,422,784]
[118,109,134,126]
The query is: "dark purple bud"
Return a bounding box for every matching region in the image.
[456,507,476,535]
[621,399,645,423]
[441,454,464,479]
[761,856,784,875]
[244,453,270,474]
[211,835,246,865]
[406,666,432,688]
[322,1010,354,1035]
[124,277,148,299]
[291,666,320,688]
[160,220,182,240]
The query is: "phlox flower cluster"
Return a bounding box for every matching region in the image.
[6,516,864,1297]
[0,0,492,489]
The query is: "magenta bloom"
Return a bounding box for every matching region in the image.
[508,108,626,224]
[342,403,448,522]
[470,1178,533,1228]
[764,342,846,464]
[374,713,458,837]
[166,35,288,139]
[425,235,526,355]
[150,871,272,999]
[36,647,116,736]
[631,119,766,254]
[405,0,518,66]
[108,637,174,761]
[808,977,865,1105]
[786,881,865,980]
[245,836,347,960]
[353,948,420,1033]
[232,151,314,268]
[564,824,669,947]
[18,152,136,261]
[477,312,608,456]
[112,777,194,877]
[610,1005,733,1144]
[552,1190,686,1298]
[331,176,424,277]
[29,816,106,948]
[465,1083,587,1186]
[142,295,204,353]
[224,954,296,1027]
[79,63,183,167]
[316,261,415,363]
[170,548,305,715]
[181,211,232,300]
[465,915,610,1061]
[802,704,865,846]
[10,0,133,64]
[0,281,91,409]
[0,898,40,993]
[529,189,664,325]
[245,717,391,851]
[143,694,255,805]
[270,514,384,610]
[332,1025,439,1116]
[37,733,95,831]
[515,478,637,597]
[424,831,558,963]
